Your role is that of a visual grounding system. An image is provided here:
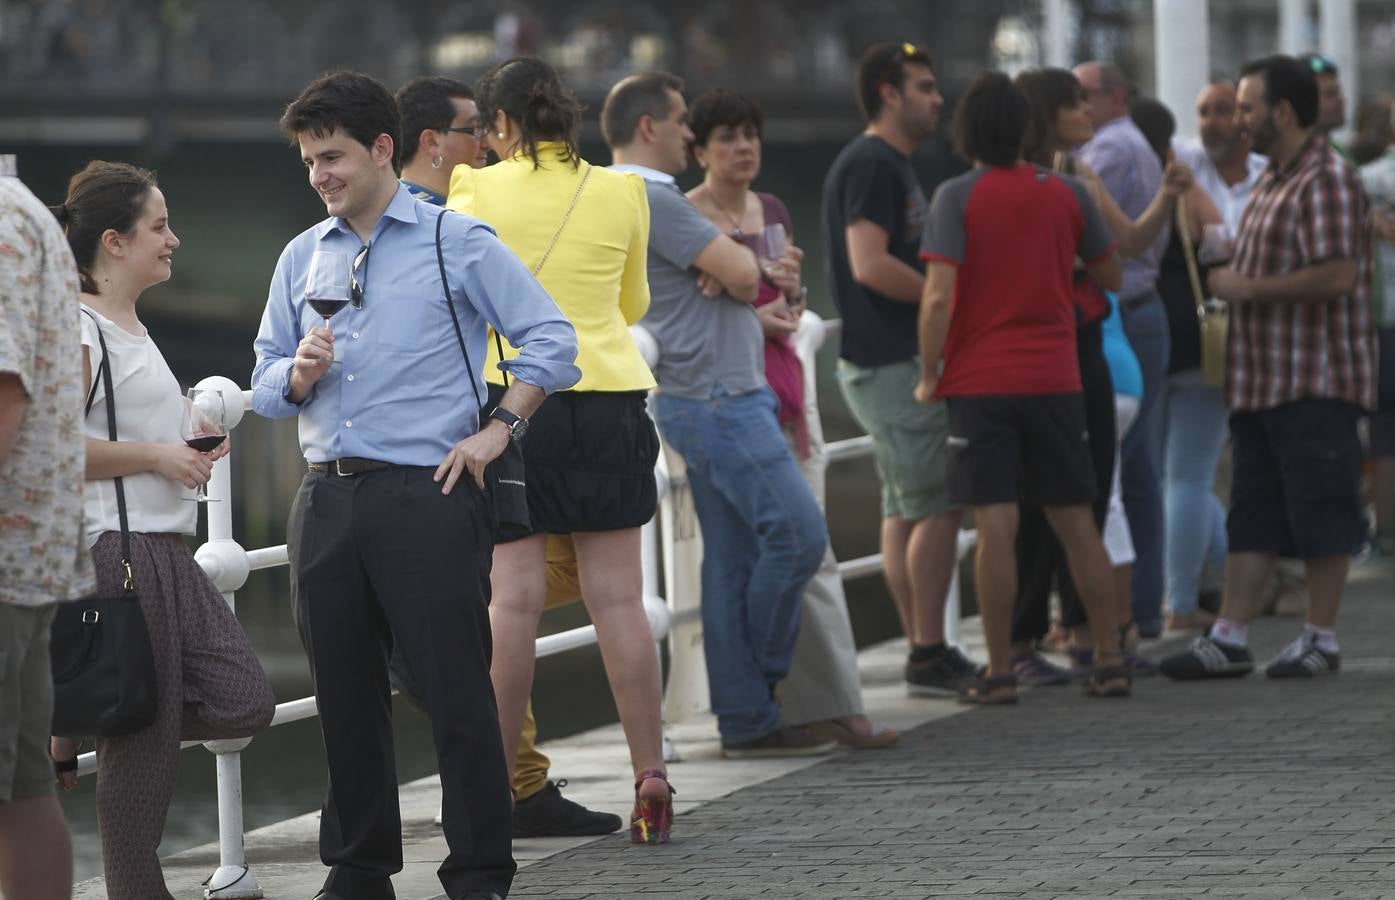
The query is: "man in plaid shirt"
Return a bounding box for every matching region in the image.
[1162,55,1377,682]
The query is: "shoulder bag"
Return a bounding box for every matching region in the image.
[1176,197,1229,388]
[432,163,591,541]
[50,312,158,738]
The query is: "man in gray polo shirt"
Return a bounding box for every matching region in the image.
[603,72,833,759]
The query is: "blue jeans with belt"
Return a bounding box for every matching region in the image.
[1120,293,1170,631]
[653,386,828,743]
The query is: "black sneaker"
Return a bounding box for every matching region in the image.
[511,779,622,838]
[1264,633,1341,679]
[906,644,980,696]
[721,726,837,759]
[1158,635,1255,681]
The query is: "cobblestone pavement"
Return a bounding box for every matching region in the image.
[503,565,1395,899]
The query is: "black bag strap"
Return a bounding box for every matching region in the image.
[435,211,490,424]
[80,308,135,593]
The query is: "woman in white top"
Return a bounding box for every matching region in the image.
[48,161,274,900]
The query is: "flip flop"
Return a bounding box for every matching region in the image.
[803,719,900,749]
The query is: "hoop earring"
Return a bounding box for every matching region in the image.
[498,132,505,139]
[431,155,443,169]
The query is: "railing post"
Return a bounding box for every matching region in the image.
[192,377,262,900]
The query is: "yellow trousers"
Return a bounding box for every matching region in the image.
[513,534,583,800]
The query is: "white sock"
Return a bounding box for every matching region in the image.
[1303,623,1339,654]
[1209,618,1249,648]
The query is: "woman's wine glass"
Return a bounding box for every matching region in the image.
[181,388,227,503]
[305,250,352,325]
[758,223,788,268]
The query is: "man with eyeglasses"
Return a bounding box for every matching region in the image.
[391,74,622,842]
[396,76,490,205]
[1073,60,1170,639]
[252,70,579,900]
[822,42,979,698]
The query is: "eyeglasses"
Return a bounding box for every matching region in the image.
[443,124,488,138]
[350,243,369,310]
[873,42,923,90]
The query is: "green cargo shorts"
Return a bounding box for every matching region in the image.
[0,602,58,802]
[835,357,954,521]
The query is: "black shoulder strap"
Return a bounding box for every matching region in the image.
[435,211,491,426]
[80,308,134,591]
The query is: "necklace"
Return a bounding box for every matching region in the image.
[706,185,746,237]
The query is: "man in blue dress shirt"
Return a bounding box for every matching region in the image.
[252,70,579,900]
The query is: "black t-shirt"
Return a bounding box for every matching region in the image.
[821,134,929,367]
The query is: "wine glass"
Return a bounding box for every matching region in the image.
[181,388,228,503]
[758,223,788,268]
[305,250,352,326]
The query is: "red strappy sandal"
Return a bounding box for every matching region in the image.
[630,769,675,845]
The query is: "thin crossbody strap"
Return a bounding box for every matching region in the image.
[493,164,593,388]
[435,211,486,426]
[1175,197,1208,319]
[80,309,135,592]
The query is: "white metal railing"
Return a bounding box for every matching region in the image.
[70,312,974,899]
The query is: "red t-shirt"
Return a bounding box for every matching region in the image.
[919,164,1115,396]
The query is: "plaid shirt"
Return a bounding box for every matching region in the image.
[1227,136,1377,411]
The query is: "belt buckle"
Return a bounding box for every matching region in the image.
[334,459,354,477]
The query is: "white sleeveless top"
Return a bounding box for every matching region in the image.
[80,306,196,547]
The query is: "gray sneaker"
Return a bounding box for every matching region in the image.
[906,644,980,696]
[721,726,837,759]
[1265,633,1340,678]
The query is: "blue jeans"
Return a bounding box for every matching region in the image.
[654,387,828,743]
[1120,295,1169,629]
[1163,369,1228,615]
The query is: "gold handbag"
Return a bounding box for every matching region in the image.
[1176,197,1229,388]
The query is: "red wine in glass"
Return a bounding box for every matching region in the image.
[181,388,228,502]
[307,297,349,319]
[185,435,227,453]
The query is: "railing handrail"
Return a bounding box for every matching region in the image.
[70,313,975,899]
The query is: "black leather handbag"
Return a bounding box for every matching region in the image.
[50,312,158,738]
[435,211,532,541]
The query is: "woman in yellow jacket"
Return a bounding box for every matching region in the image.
[447,56,672,844]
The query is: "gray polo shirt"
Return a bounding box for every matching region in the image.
[619,167,764,400]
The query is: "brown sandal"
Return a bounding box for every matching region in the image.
[1083,664,1132,698]
[958,672,1019,705]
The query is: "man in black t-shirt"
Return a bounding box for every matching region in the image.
[821,42,976,694]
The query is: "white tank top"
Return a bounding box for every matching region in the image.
[80,306,197,547]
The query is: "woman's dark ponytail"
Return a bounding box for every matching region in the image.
[58,161,157,295]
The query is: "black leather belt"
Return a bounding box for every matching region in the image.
[307,457,398,477]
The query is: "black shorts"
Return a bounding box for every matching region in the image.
[1228,399,1365,559]
[486,384,659,539]
[944,393,1096,508]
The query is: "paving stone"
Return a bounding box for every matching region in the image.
[508,565,1395,898]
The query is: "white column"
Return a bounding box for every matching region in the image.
[1279,0,1310,55]
[1154,0,1210,139]
[1319,0,1357,145]
[1043,0,1072,68]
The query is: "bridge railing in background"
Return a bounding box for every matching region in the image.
[68,312,974,899]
